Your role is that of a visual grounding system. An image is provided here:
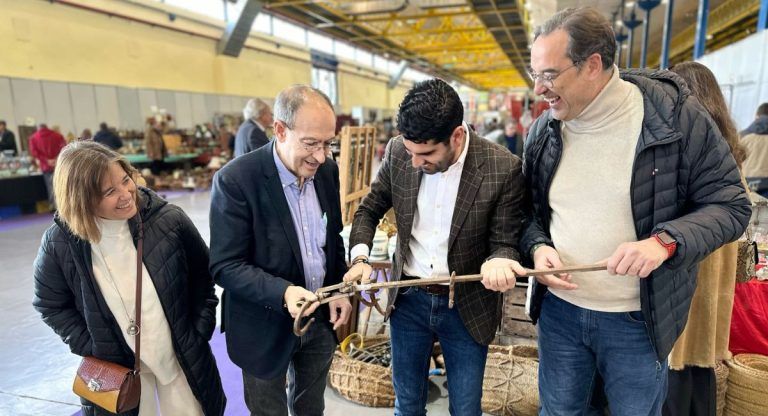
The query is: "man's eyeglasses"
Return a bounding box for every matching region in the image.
[299,139,338,154]
[526,63,580,89]
[278,120,338,154]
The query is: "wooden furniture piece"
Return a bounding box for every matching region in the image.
[497,277,538,343]
[337,126,376,225]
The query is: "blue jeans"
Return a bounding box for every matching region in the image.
[390,287,488,416]
[538,292,668,416]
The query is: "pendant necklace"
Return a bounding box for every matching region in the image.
[94,244,140,336]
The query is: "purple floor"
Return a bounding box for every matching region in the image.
[71,328,247,416]
[0,212,53,233]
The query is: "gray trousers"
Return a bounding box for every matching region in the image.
[242,322,336,416]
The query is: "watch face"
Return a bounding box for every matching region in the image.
[657,232,676,245]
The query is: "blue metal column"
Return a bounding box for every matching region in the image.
[616,30,628,68]
[694,0,710,59]
[660,0,675,68]
[623,9,642,68]
[638,1,661,68]
[759,0,768,31]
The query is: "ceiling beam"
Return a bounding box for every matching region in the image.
[310,7,518,28]
[217,0,265,57]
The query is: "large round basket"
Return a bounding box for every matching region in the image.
[715,360,729,416]
[482,344,539,416]
[328,336,394,407]
[725,354,768,416]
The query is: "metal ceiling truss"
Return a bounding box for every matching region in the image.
[263,0,534,90]
[648,0,761,67]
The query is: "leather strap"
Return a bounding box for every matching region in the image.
[134,217,143,374]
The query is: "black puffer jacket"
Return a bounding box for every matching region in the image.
[520,69,751,361]
[32,187,225,416]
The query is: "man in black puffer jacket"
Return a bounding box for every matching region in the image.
[521,8,751,415]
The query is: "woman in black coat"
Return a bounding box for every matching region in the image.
[33,141,225,415]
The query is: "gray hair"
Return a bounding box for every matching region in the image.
[534,7,615,70]
[243,98,270,121]
[273,85,333,129]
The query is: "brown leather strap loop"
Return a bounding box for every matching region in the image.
[134,216,143,373]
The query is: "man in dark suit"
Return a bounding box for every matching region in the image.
[93,122,123,150]
[345,78,527,415]
[209,85,351,416]
[234,98,273,157]
[0,120,17,155]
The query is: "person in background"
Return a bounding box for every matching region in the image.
[503,119,521,156]
[145,117,166,175]
[32,141,225,416]
[740,102,768,197]
[0,120,17,155]
[522,8,750,415]
[80,129,93,141]
[483,121,505,147]
[662,61,748,416]
[234,98,273,157]
[94,122,124,150]
[209,85,350,416]
[29,123,66,209]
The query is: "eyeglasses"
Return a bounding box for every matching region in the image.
[526,63,580,89]
[299,139,338,154]
[277,120,338,154]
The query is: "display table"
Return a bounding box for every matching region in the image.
[124,153,199,165]
[729,279,768,355]
[0,174,47,206]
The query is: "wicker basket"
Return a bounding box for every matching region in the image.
[328,336,395,407]
[482,344,539,416]
[715,360,729,416]
[725,354,768,415]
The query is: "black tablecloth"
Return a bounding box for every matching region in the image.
[0,175,47,206]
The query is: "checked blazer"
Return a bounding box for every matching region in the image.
[350,131,526,345]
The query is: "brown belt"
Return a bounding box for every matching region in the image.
[402,275,450,296]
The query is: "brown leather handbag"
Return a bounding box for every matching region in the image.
[73,219,144,413]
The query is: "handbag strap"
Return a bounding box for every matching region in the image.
[134,216,143,373]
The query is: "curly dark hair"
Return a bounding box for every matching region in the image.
[396,78,463,144]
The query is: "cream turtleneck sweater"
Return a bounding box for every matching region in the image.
[91,218,182,385]
[548,66,645,312]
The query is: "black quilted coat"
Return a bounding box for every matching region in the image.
[32,187,225,416]
[520,69,751,361]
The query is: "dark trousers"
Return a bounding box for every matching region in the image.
[43,171,55,209]
[242,322,336,416]
[662,367,716,416]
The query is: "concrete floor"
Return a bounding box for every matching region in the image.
[0,190,486,415]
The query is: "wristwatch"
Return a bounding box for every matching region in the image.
[653,231,677,258]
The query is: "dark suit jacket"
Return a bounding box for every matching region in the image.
[350,132,526,345]
[234,120,269,157]
[209,143,346,379]
[0,130,17,155]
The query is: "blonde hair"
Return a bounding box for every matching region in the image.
[54,141,139,243]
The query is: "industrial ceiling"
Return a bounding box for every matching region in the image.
[262,0,764,91]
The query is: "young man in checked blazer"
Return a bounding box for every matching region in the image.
[344,78,527,416]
